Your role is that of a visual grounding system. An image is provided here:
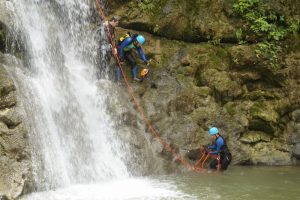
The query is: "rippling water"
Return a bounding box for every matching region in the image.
[21,166,300,200]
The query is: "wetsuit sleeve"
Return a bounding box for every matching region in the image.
[118,37,133,59]
[207,144,216,150]
[136,46,147,63]
[209,138,224,155]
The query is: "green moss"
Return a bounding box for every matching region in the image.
[250,101,264,117]
[225,102,237,116]
[249,101,279,123]
[196,86,211,97]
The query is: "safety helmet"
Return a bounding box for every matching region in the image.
[209,127,219,135]
[140,68,149,78]
[136,35,145,45]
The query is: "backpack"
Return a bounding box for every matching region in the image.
[117,32,138,46]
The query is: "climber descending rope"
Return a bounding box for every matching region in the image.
[94,0,196,172]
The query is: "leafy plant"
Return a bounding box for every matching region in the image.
[153,24,160,33]
[137,0,154,12]
[236,28,246,44]
[233,0,299,69]
[208,37,221,46]
[255,42,281,70]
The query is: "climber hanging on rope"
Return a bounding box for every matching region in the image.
[116,33,149,83]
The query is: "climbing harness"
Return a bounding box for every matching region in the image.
[194,145,220,173]
[95,0,196,172]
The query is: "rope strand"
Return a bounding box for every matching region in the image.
[94,0,196,172]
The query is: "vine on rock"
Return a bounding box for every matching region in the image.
[233,0,300,70]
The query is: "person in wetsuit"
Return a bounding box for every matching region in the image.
[207,127,232,170]
[116,34,149,82]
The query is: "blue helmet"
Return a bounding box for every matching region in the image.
[209,127,219,135]
[136,35,145,45]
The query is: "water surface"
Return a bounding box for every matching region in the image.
[21,166,300,200]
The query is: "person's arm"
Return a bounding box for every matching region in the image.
[207,144,216,150]
[209,138,224,155]
[118,37,133,59]
[136,46,147,63]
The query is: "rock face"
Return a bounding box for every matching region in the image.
[0,61,31,199]
[0,2,31,199]
[0,2,299,199]
[111,0,300,168]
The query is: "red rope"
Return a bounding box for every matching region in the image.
[94,0,195,172]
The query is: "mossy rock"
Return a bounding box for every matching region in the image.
[112,0,237,42]
[198,68,242,101]
[245,90,281,101]
[228,44,259,68]
[224,101,237,116]
[248,100,280,134]
[249,101,279,124]
[250,142,292,165]
[240,131,272,144]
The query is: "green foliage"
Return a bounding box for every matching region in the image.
[288,19,300,34]
[235,28,246,44]
[233,0,299,69]
[137,0,154,12]
[207,36,221,46]
[153,24,160,33]
[255,42,281,70]
[232,0,260,14]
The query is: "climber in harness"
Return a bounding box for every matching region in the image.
[116,33,149,83]
[206,127,232,170]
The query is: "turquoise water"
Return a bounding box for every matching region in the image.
[21,166,300,200]
[158,166,300,200]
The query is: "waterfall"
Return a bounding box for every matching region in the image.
[10,0,129,190]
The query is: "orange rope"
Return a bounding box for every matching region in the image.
[95,0,195,172]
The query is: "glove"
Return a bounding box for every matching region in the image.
[112,48,117,55]
[144,59,150,66]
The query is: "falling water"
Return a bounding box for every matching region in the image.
[9,0,129,190]
[3,0,196,199]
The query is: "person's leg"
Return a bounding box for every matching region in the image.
[209,159,218,169]
[115,66,121,82]
[124,51,138,80]
[221,152,232,170]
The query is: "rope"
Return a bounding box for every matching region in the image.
[94,0,195,172]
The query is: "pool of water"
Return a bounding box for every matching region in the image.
[162,166,300,200]
[21,166,300,200]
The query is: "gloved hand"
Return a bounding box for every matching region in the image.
[144,59,150,66]
[112,48,117,55]
[203,144,209,150]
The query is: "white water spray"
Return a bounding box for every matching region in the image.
[5,0,194,199]
[10,0,129,190]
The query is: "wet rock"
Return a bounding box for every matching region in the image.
[240,131,272,144]
[0,156,30,199]
[292,144,300,159]
[250,142,292,165]
[200,68,242,101]
[229,45,259,68]
[112,0,237,42]
[248,101,279,134]
[0,65,16,109]
[291,110,300,123]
